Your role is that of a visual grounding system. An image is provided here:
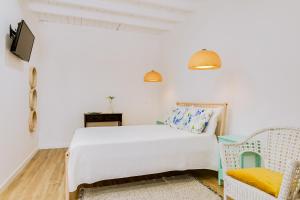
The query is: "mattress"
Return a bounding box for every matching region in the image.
[67,125,219,192]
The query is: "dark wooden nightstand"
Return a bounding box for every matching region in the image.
[84,113,122,127]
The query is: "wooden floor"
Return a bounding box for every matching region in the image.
[0,149,224,200]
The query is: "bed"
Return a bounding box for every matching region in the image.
[65,102,228,199]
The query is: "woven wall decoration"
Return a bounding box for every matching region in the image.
[29,67,37,133]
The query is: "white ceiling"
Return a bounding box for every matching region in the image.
[26,0,199,34]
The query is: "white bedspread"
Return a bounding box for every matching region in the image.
[68,125,219,192]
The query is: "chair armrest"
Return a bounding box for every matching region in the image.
[219,143,240,172]
[278,160,300,200]
[219,137,262,172]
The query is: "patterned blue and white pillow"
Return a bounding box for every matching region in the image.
[164,108,176,125]
[181,107,213,134]
[164,106,188,128]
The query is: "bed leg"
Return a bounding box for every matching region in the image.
[65,151,78,200]
[65,151,71,200]
[69,191,77,200]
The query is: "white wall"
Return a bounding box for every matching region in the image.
[161,0,300,135]
[0,0,39,190]
[38,23,163,148]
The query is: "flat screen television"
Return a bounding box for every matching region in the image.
[10,20,35,62]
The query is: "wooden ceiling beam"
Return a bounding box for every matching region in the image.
[28,2,174,31]
[50,0,185,23]
[131,0,197,12]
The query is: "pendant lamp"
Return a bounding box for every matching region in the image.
[188,49,221,70]
[144,70,162,82]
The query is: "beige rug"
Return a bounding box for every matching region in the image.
[79,175,221,200]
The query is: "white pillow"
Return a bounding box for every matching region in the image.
[203,108,223,134]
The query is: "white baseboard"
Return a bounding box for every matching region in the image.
[0,148,39,193]
[39,143,69,149]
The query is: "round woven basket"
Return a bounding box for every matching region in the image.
[29,89,37,110]
[29,67,37,89]
[29,110,37,133]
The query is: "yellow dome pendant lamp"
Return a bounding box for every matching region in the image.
[188,49,221,70]
[144,70,162,82]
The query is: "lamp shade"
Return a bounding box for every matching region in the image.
[144,70,162,82]
[188,49,221,70]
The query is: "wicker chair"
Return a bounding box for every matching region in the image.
[220,128,300,200]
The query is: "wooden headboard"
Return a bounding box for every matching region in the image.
[176,102,228,136]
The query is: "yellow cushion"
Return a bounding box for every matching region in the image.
[227,168,283,197]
